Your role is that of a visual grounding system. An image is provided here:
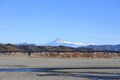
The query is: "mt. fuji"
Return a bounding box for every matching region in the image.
[44,38,94,47]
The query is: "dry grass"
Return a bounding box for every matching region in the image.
[3,52,120,58]
[29,52,120,58]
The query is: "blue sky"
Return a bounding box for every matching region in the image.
[0,0,120,45]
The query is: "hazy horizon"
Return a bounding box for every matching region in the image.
[0,37,120,46]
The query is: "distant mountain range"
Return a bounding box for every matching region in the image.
[12,38,120,51]
[15,42,36,46]
[43,38,120,51]
[43,38,94,47]
[85,45,120,51]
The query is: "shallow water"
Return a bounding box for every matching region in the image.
[0,67,120,72]
[0,68,120,80]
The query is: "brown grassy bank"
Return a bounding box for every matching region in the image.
[3,52,120,58]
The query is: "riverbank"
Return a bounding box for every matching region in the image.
[0,56,119,80]
[0,56,119,68]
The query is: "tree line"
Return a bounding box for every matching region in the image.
[0,43,93,52]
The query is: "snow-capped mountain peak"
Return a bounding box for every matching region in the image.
[43,38,92,47]
[54,37,67,43]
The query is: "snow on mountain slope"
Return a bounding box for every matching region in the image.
[44,38,94,47]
